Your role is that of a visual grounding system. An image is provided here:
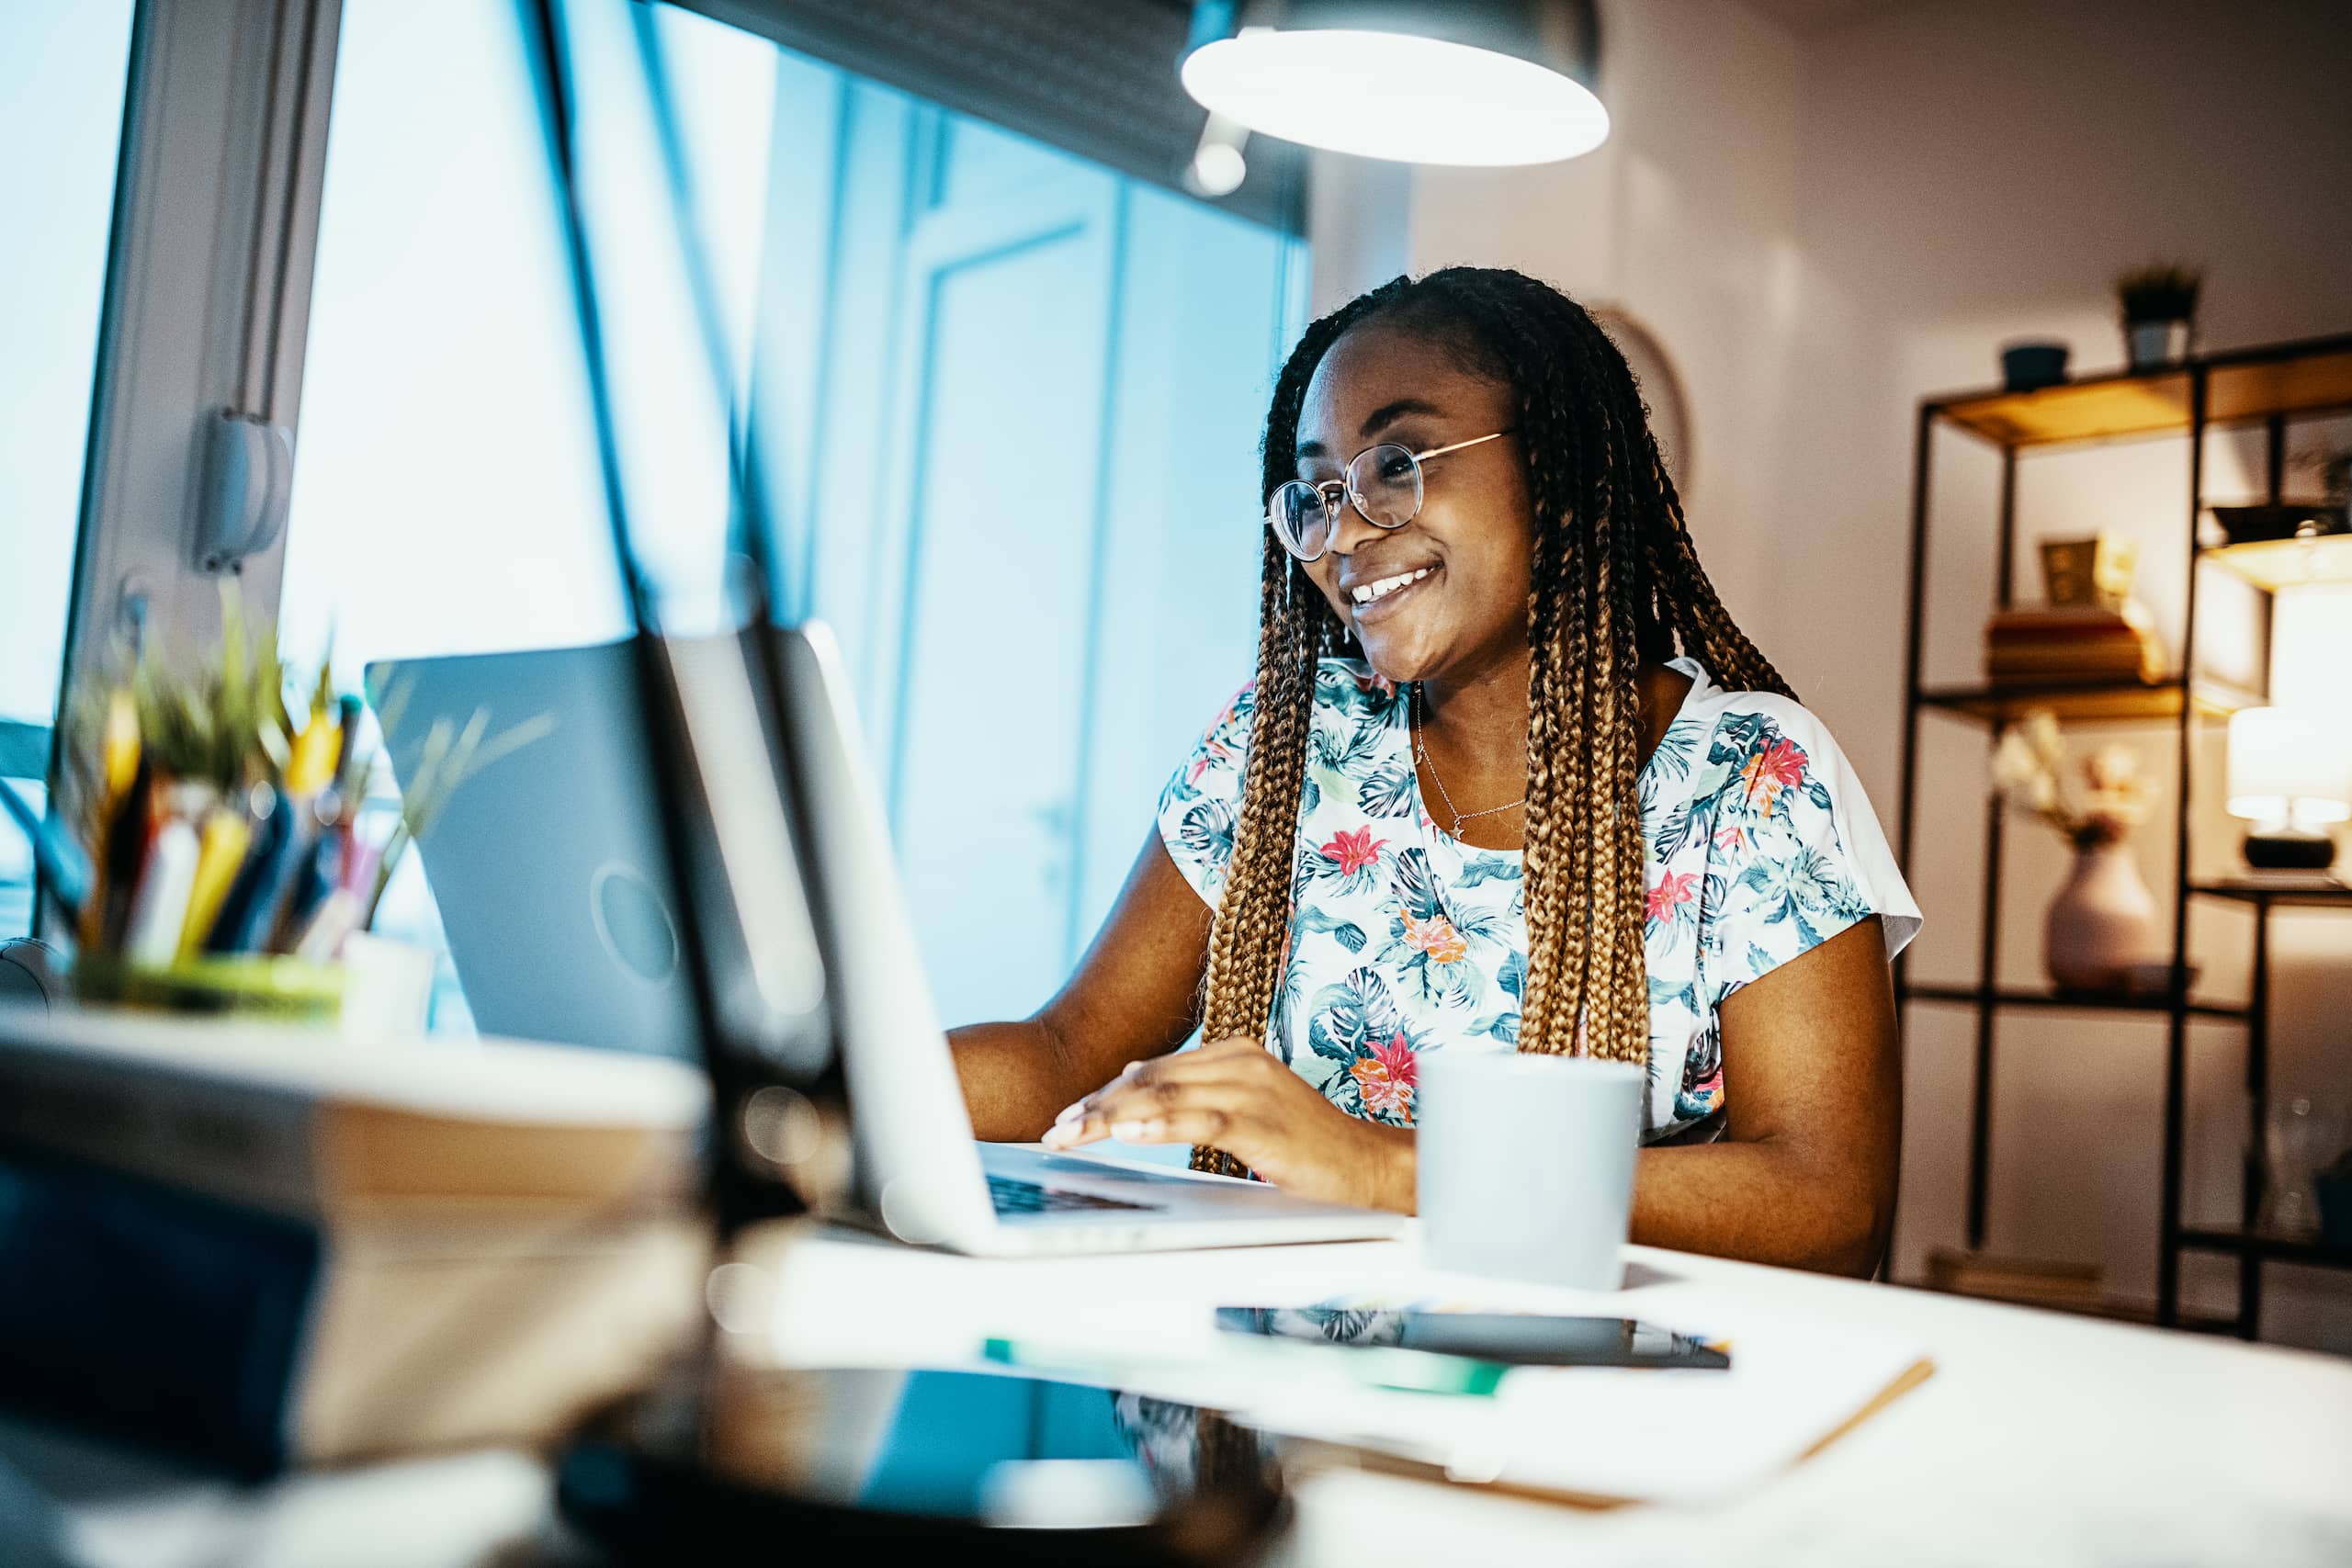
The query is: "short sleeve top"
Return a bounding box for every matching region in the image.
[1155,657,1921,1142]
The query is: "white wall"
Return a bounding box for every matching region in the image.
[1777,0,2352,1352]
[1400,0,1806,631]
[1316,0,2352,1348]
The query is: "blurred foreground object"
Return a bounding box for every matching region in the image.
[1182,0,1606,165]
[0,1010,707,1477]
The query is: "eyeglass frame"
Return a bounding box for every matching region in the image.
[1265,429,1516,563]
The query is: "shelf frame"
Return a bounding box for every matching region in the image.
[1893,330,2352,1341]
[2177,1226,2352,1270]
[1903,983,2249,1022]
[1923,332,2352,450]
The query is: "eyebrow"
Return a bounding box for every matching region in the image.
[1295,397,1448,460]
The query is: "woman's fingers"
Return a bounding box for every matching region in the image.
[1040,1072,1254,1151]
[1046,1040,1278,1135]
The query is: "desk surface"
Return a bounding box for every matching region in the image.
[16,1226,2352,1567]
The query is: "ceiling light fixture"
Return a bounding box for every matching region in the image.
[1182,0,1607,167]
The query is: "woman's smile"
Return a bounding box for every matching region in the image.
[1345,561,1442,624]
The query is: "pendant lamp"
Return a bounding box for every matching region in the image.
[1182,0,1607,167]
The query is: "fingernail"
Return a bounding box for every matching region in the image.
[1111,1120,1157,1143]
[1041,1122,1073,1147]
[1053,1100,1085,1125]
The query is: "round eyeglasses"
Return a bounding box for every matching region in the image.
[1265,429,1514,563]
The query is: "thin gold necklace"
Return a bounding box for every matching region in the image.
[1410,682,1527,839]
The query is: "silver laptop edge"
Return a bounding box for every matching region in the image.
[769,623,1402,1255]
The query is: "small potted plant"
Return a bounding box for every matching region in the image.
[1992,711,2164,993]
[2116,263,2203,371]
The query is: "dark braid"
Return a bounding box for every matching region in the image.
[1193,267,1789,1169]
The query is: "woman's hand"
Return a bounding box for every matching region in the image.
[1039,1037,1415,1212]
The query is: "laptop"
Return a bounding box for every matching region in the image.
[369,625,1403,1255]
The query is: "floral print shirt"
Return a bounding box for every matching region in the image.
[1156,658,1920,1142]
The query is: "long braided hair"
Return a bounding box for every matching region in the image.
[1191,267,1791,1175]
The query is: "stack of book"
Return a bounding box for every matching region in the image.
[0,1010,711,1477]
[1984,603,2164,686]
[1926,1247,2104,1311]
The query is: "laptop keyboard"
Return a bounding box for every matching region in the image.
[987,1173,1158,1216]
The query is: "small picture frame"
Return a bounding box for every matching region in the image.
[2040,534,2137,609]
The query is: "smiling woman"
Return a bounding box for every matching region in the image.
[949,266,1920,1278]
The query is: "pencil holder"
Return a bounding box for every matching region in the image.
[69,953,347,1023]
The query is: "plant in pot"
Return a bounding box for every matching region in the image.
[1992,711,2165,994]
[2116,263,2202,371]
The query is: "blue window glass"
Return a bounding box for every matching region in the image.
[0,0,138,939]
[279,0,1306,1036]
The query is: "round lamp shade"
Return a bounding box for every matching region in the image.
[1182,0,1608,166]
[2227,707,2352,825]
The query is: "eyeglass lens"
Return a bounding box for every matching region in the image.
[1268,443,1425,560]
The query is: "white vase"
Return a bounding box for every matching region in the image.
[2044,838,2163,993]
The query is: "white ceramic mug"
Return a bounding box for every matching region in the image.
[1417,1052,1646,1291]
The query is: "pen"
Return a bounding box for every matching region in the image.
[207,787,290,954]
[332,694,365,797]
[273,792,344,950]
[79,688,142,951]
[982,1334,1507,1398]
[96,760,152,953]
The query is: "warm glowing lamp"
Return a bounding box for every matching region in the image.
[2227,707,2352,871]
[1182,0,1608,167]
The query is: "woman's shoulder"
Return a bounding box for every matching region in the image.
[1676,661,1839,746]
[1655,658,1865,813]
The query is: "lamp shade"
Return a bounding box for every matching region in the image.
[2227,707,2352,825]
[1182,0,1608,166]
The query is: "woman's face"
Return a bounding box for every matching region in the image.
[1293,323,1534,687]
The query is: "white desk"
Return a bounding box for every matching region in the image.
[18,1226,2352,1567]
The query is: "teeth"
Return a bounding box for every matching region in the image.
[1351,566,1434,605]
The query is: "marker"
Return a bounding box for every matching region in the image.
[123,816,200,965]
[96,761,152,953]
[178,808,254,958]
[207,787,290,954]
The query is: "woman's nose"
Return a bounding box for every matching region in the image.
[1325,493,1390,556]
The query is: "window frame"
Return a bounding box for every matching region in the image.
[40,0,341,932]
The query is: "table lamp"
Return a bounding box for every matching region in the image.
[2227,707,2352,871]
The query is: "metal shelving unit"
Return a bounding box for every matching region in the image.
[1894,332,2352,1337]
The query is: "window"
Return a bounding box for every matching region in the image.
[0,0,139,940]
[277,0,1306,1034]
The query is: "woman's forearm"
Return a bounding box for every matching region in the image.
[948,1020,1094,1143]
[1363,1133,1883,1274]
[1629,1139,1889,1277]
